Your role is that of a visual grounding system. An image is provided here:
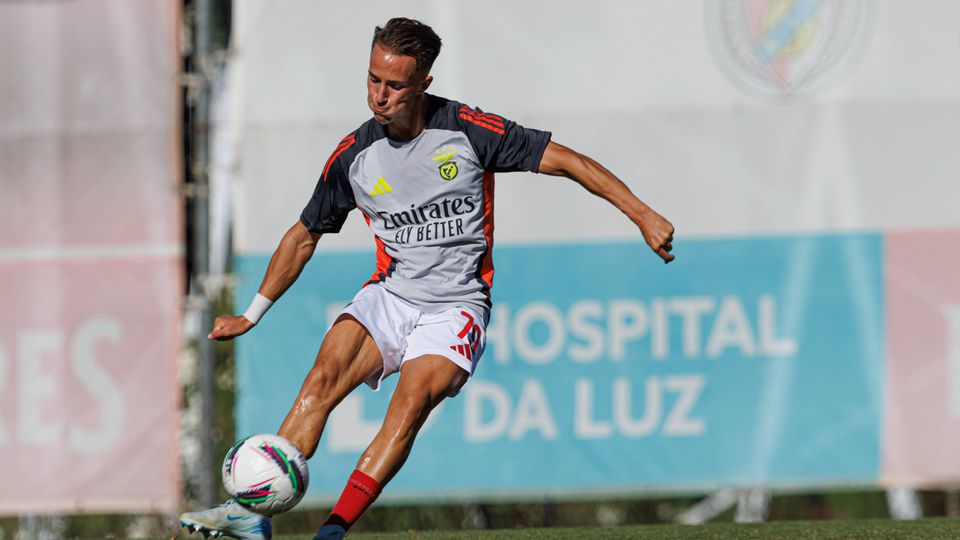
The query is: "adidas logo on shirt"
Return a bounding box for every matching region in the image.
[368,177,393,196]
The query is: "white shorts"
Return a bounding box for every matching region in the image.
[339,284,487,395]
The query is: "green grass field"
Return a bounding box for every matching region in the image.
[238,518,960,540]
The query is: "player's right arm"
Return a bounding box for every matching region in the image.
[208,222,321,341]
[209,131,360,341]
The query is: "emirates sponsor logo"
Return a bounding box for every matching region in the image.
[376,195,476,230]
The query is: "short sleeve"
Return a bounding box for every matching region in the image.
[299,135,358,234]
[457,104,552,173]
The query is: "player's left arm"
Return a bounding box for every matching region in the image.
[538,141,675,263]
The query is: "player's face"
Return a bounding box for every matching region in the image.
[367,44,431,125]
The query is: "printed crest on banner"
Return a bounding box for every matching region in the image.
[705,0,875,101]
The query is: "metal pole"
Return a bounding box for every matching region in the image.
[193,0,216,508]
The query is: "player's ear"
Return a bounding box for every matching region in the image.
[418,74,433,94]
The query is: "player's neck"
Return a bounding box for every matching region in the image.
[385,94,428,142]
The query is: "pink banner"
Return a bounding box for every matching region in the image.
[0,259,181,514]
[0,0,182,514]
[882,229,960,486]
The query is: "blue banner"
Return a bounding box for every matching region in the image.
[236,234,884,501]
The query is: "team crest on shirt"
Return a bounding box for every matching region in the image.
[439,161,458,181]
[432,146,459,181]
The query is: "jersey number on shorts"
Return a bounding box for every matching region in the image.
[451,310,482,361]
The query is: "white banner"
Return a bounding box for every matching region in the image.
[229,0,960,254]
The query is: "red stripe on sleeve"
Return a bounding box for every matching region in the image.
[459,105,504,127]
[459,113,506,135]
[322,134,357,181]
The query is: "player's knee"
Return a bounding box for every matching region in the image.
[392,390,433,427]
[299,365,339,410]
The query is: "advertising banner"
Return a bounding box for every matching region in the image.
[0,1,181,514]
[0,259,181,513]
[237,232,897,500]
[229,0,960,500]
[882,230,960,487]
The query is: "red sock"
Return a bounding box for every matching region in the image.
[323,470,382,530]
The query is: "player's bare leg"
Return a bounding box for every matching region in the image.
[278,314,386,458]
[182,314,383,539]
[357,355,468,483]
[314,355,468,539]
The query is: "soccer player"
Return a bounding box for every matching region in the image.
[180,17,674,540]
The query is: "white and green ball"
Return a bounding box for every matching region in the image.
[222,434,309,516]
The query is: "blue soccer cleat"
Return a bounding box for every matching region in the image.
[180,499,273,540]
[312,523,347,540]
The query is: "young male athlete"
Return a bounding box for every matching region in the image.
[180,17,674,540]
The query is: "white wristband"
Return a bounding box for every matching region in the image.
[242,293,274,325]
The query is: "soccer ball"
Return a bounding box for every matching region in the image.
[222,434,310,516]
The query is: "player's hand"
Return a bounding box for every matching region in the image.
[208,315,255,341]
[635,210,675,263]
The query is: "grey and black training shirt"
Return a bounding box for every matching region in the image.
[300,94,551,320]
